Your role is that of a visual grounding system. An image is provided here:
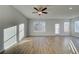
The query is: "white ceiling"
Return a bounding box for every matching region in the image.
[13,5,79,19]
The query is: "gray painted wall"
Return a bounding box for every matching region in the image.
[0,6,28,52]
[29,19,70,36]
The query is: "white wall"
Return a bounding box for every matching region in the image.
[0,6,28,52]
[29,19,70,36]
[71,17,79,37]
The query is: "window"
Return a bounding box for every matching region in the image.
[33,21,45,32]
[55,24,60,34]
[75,21,79,32]
[19,23,24,41]
[4,26,17,49]
[64,22,69,33]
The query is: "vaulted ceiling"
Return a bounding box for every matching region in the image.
[13,5,79,19]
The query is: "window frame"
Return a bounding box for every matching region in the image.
[64,22,70,33]
[74,21,79,33]
[33,21,46,32]
[3,26,17,49]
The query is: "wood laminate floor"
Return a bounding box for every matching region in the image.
[4,36,79,54]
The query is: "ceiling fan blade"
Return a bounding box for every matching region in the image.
[39,6,43,11]
[32,12,38,13]
[42,7,47,11]
[33,7,39,11]
[42,12,48,14]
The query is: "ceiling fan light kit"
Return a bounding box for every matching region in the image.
[38,12,42,15]
[33,6,48,16]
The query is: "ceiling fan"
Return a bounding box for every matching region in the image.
[32,6,48,15]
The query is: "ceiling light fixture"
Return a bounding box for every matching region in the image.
[38,12,42,15]
[32,6,48,16]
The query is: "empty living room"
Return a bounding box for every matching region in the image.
[0,5,79,54]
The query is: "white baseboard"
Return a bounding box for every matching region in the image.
[29,35,71,37]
